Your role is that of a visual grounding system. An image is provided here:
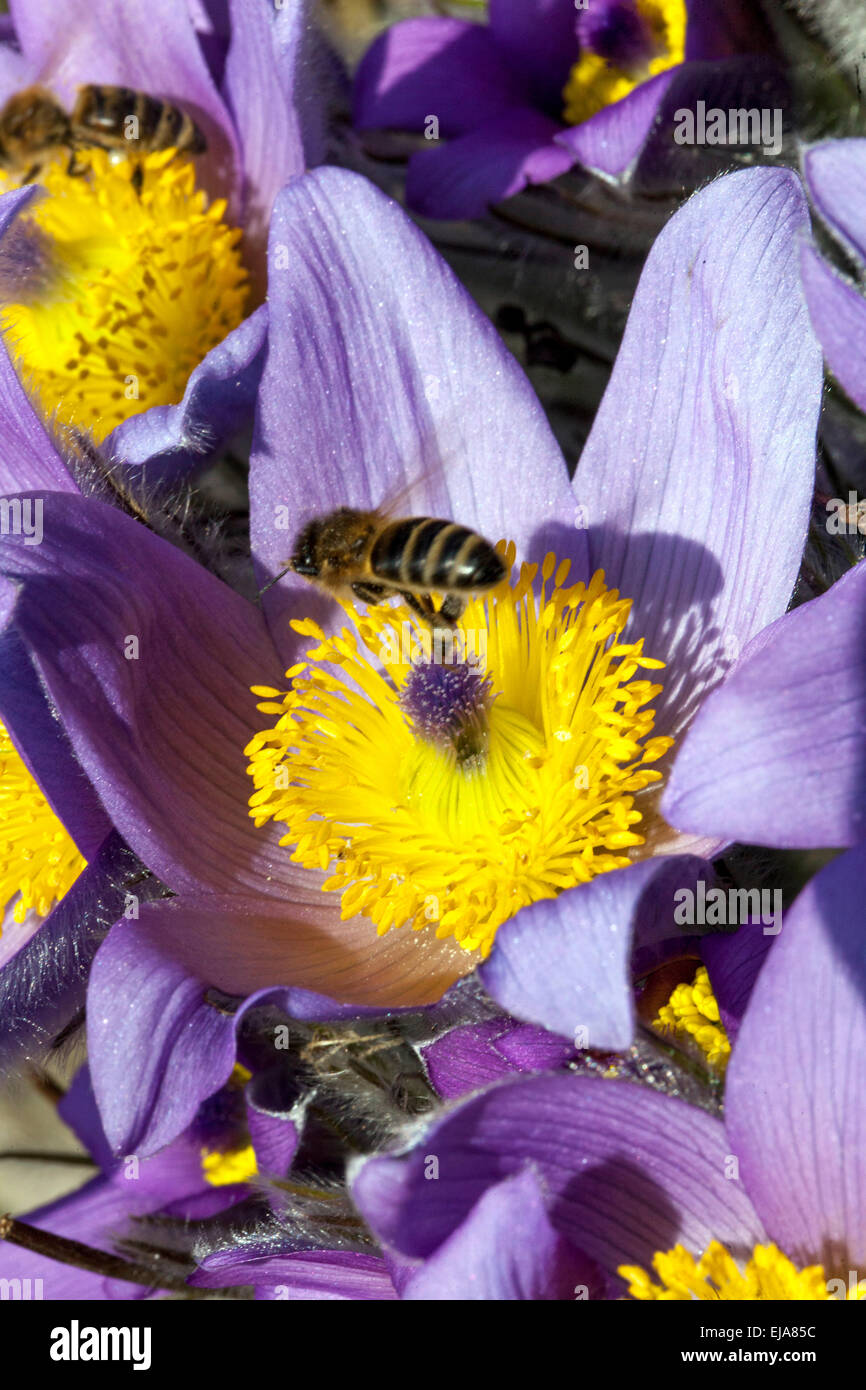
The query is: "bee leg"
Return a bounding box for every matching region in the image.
[351,581,389,606]
[398,590,442,627]
[439,594,466,624]
[131,161,144,197]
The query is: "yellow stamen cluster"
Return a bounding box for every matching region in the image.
[201,1143,258,1188]
[246,549,672,958]
[563,0,687,126]
[654,965,731,1072]
[0,148,247,441]
[0,720,87,926]
[621,1241,866,1300]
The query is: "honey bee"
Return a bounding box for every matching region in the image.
[268,507,506,627]
[0,83,205,181]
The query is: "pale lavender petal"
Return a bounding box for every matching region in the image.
[106,305,267,481]
[800,244,866,413]
[481,857,706,1047]
[803,140,866,265]
[405,109,575,220]
[353,17,528,137]
[191,1246,397,1299]
[223,0,323,260]
[352,1073,763,1281]
[573,167,821,743]
[662,561,866,848]
[402,1167,599,1300]
[251,167,579,655]
[726,845,866,1271]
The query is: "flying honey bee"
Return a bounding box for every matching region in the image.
[265,507,507,627]
[0,83,206,182]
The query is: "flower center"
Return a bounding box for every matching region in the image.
[0,720,87,926]
[654,965,731,1073]
[0,147,247,441]
[620,1241,866,1300]
[246,547,672,957]
[563,0,687,126]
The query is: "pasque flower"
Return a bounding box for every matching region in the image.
[347,844,866,1299]
[0,163,821,1158]
[0,1062,298,1298]
[0,0,323,466]
[353,0,779,217]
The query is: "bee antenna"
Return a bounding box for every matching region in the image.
[257,563,294,599]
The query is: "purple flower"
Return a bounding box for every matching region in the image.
[0,0,324,474]
[662,549,866,851]
[0,163,821,1157]
[348,844,866,1298]
[799,140,866,416]
[353,0,778,217]
[0,1063,293,1298]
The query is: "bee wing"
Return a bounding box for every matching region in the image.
[377,445,463,520]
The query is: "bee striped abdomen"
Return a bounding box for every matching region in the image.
[72,86,205,155]
[371,518,505,593]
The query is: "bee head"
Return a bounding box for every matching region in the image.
[289,518,323,578]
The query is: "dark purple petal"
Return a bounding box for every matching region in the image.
[0,628,110,859]
[803,140,866,266]
[700,922,774,1044]
[572,167,821,743]
[106,305,268,482]
[246,1103,298,1179]
[191,1246,397,1299]
[800,244,866,413]
[423,1019,574,1100]
[488,0,579,110]
[405,109,575,220]
[251,167,579,655]
[662,561,866,849]
[353,17,528,138]
[57,1066,115,1174]
[556,69,679,178]
[87,915,241,1157]
[8,0,242,208]
[0,834,146,1066]
[352,1072,763,1281]
[726,845,866,1272]
[0,1176,155,1299]
[632,58,790,195]
[222,0,323,263]
[481,857,707,1047]
[402,1167,599,1300]
[684,0,777,60]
